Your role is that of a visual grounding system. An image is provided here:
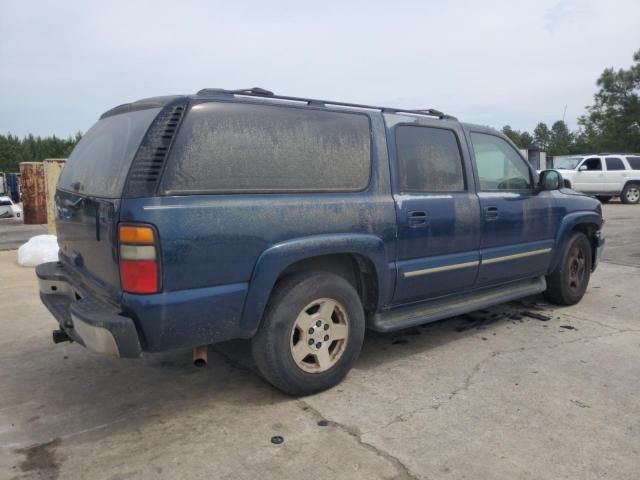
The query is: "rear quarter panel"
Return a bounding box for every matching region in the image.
[118,113,397,337]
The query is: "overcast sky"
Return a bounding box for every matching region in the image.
[1,0,638,138]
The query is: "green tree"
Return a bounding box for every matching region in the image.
[501,125,522,146]
[519,131,535,149]
[533,123,551,151]
[501,126,535,149]
[578,49,640,152]
[549,120,573,156]
[0,132,81,172]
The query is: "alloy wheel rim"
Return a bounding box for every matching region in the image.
[567,246,586,292]
[626,187,640,202]
[290,298,349,373]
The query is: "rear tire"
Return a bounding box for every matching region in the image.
[596,195,612,203]
[252,271,365,396]
[544,232,592,305]
[621,183,640,204]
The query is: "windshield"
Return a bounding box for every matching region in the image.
[58,107,160,198]
[554,157,583,170]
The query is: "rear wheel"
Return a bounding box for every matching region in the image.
[621,183,640,204]
[252,271,365,396]
[544,232,592,305]
[596,195,612,203]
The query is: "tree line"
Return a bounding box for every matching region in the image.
[0,133,81,172]
[502,49,640,157]
[0,50,638,171]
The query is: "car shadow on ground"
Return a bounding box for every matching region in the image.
[4,296,556,449]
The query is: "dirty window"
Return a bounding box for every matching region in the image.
[395,126,465,192]
[162,102,371,193]
[471,133,532,191]
[58,108,160,198]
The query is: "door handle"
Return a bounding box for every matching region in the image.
[407,210,427,227]
[484,206,499,221]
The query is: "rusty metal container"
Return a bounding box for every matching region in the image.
[19,162,47,225]
[43,159,67,233]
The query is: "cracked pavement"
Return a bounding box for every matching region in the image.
[1,202,639,480]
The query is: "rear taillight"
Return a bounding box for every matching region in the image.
[119,225,159,294]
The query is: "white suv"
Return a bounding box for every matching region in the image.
[0,196,21,218]
[554,154,640,204]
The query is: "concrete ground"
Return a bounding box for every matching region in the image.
[1,203,639,480]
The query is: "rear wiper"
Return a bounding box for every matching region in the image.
[60,196,84,208]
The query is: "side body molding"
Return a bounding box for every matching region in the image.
[549,211,603,273]
[241,234,392,333]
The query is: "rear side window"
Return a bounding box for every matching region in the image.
[605,157,626,170]
[626,156,640,170]
[395,126,465,192]
[162,102,371,193]
[58,108,160,198]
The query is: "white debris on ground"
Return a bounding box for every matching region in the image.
[17,234,59,267]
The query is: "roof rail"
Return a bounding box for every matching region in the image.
[195,87,457,120]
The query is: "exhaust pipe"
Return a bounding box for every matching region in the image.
[52,329,71,344]
[193,345,208,367]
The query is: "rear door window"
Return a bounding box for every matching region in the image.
[58,108,160,198]
[395,126,465,192]
[605,157,626,170]
[626,156,640,170]
[161,102,371,193]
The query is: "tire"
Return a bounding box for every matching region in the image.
[252,271,365,396]
[596,196,612,203]
[620,183,640,204]
[544,232,592,306]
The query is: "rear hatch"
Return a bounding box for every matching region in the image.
[56,106,161,302]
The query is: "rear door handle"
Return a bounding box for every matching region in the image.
[407,210,427,227]
[484,206,499,221]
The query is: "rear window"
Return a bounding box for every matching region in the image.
[161,102,371,193]
[605,157,626,170]
[58,107,160,198]
[626,156,640,170]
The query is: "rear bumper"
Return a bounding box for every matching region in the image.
[36,262,142,358]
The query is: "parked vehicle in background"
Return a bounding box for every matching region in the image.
[554,154,640,204]
[0,173,7,196]
[36,88,604,395]
[0,196,21,218]
[7,173,21,203]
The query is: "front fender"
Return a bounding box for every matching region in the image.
[549,211,603,273]
[240,234,391,333]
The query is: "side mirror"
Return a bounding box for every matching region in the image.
[578,165,588,171]
[537,169,563,191]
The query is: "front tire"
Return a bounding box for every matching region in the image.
[621,183,640,204]
[544,232,592,305]
[596,195,612,203]
[252,271,365,396]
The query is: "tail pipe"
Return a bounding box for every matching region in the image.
[193,345,208,367]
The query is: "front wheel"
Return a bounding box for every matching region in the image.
[621,183,640,204]
[252,271,365,396]
[544,232,592,305]
[596,195,612,203]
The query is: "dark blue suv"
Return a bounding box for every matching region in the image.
[37,88,604,395]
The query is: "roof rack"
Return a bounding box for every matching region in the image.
[196,87,457,120]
